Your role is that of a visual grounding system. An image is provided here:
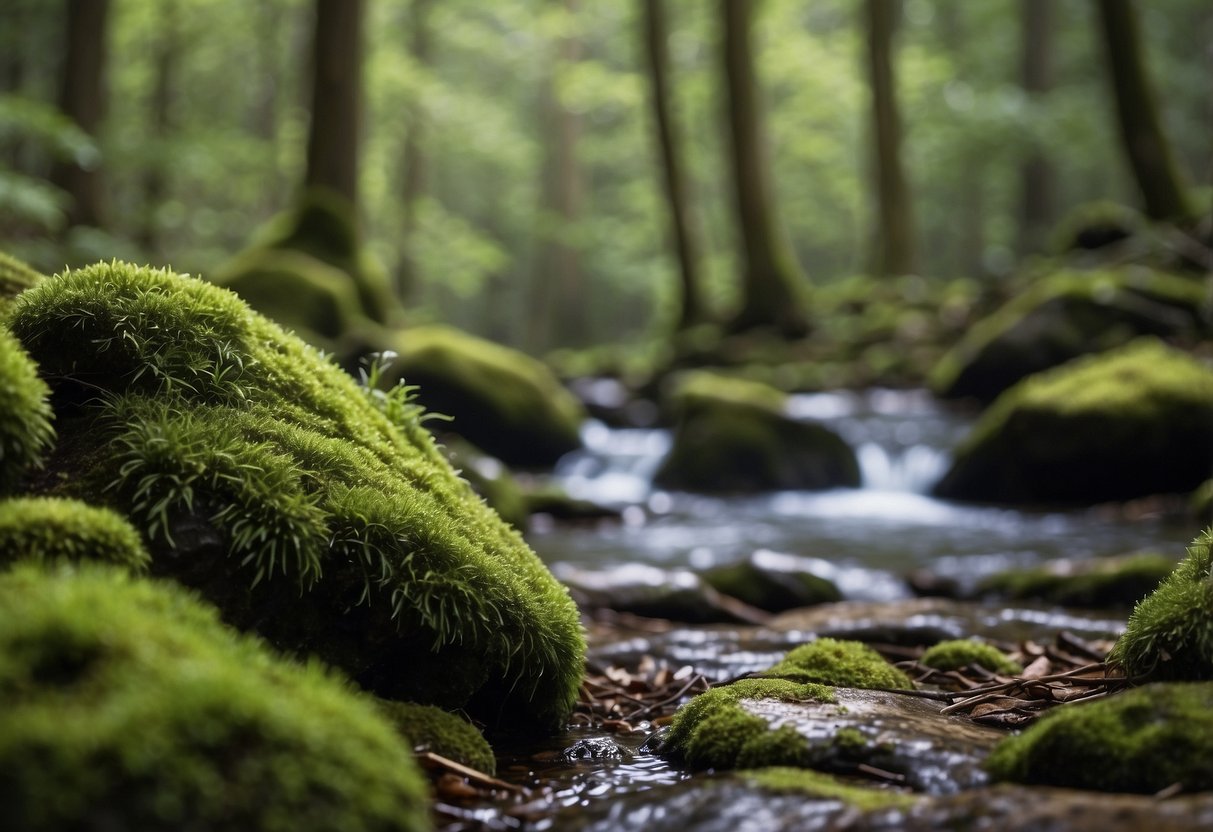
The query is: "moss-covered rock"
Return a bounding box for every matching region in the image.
[7,261,585,730]
[765,638,913,690]
[1050,201,1146,254]
[741,767,917,811]
[439,436,530,531]
[978,553,1176,609]
[702,553,841,612]
[0,250,45,301]
[919,639,1022,675]
[0,562,430,832]
[933,339,1213,505]
[0,326,54,493]
[376,700,496,774]
[985,681,1213,793]
[654,373,859,493]
[931,267,1209,403]
[1108,529,1213,681]
[387,325,585,469]
[1192,480,1213,525]
[0,497,150,571]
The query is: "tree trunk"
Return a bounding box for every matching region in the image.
[528,0,585,351]
[138,0,179,254]
[1017,0,1055,254]
[642,0,707,331]
[863,0,914,277]
[304,0,365,206]
[720,0,808,337]
[1094,0,1192,221]
[398,0,435,302]
[49,0,109,230]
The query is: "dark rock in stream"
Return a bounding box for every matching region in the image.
[556,564,770,624]
[550,778,1213,832]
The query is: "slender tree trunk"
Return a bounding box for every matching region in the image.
[863,0,914,277]
[49,0,109,230]
[529,0,584,351]
[1094,0,1192,221]
[720,0,808,337]
[398,0,435,302]
[642,0,707,331]
[1017,0,1055,254]
[304,0,365,205]
[138,0,179,254]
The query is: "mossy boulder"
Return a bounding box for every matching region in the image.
[376,700,496,775]
[7,261,585,731]
[765,638,913,690]
[0,326,54,493]
[978,552,1176,609]
[702,553,841,612]
[439,436,530,531]
[0,250,44,301]
[387,325,585,469]
[1050,201,1146,254]
[0,497,150,572]
[0,563,430,831]
[1108,529,1213,682]
[933,339,1213,505]
[919,639,1022,675]
[654,373,859,493]
[931,267,1209,404]
[985,681,1213,793]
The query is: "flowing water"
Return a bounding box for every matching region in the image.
[532,388,1196,596]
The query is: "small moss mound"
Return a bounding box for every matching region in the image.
[376,700,496,775]
[920,639,1022,675]
[7,261,585,730]
[767,638,913,690]
[388,325,586,469]
[0,497,150,571]
[985,681,1213,793]
[654,372,859,493]
[743,767,917,811]
[978,553,1175,609]
[934,339,1213,505]
[0,563,430,832]
[0,326,54,493]
[1108,529,1213,681]
[0,250,45,301]
[1050,201,1145,253]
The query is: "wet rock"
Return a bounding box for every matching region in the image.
[563,736,632,763]
[977,551,1177,609]
[557,564,769,625]
[934,339,1213,506]
[703,550,842,612]
[654,372,860,493]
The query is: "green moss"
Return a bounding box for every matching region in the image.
[0,250,45,301]
[1049,201,1145,253]
[1108,529,1213,681]
[931,267,1208,403]
[376,700,496,775]
[919,639,1022,675]
[742,767,917,811]
[440,437,529,531]
[389,325,585,469]
[0,326,54,493]
[1192,480,1213,524]
[0,562,429,831]
[664,678,834,758]
[985,681,1213,793]
[0,497,149,571]
[654,372,859,493]
[767,638,914,690]
[934,339,1213,505]
[978,553,1175,609]
[7,261,585,731]
[702,557,841,612]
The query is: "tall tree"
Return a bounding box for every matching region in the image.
[1017,0,1055,254]
[138,0,180,254]
[720,0,807,337]
[863,0,914,277]
[528,0,585,351]
[1094,0,1192,221]
[49,0,110,230]
[642,0,707,331]
[398,0,435,301]
[305,0,365,206]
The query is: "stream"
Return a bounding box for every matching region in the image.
[448,389,1203,831]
